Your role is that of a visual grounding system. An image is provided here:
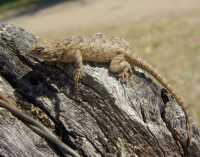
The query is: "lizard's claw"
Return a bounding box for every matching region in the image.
[118,71,130,83]
[118,67,133,83]
[74,68,84,88]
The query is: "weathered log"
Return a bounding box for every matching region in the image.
[0,24,199,157]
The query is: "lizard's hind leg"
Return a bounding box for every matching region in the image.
[109,54,133,83]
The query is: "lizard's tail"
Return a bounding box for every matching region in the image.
[125,53,183,105]
[125,53,191,146]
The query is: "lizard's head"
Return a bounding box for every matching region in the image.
[30,45,60,62]
[30,46,51,60]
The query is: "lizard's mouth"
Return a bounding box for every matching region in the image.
[30,47,58,62]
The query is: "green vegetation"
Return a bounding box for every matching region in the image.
[0,0,64,15]
[0,0,36,14]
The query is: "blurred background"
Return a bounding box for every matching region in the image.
[0,0,200,124]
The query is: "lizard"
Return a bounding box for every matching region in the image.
[30,33,191,147]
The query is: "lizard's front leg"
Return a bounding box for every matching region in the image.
[109,54,133,83]
[73,50,84,88]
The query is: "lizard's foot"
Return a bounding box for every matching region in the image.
[109,55,133,84]
[118,66,133,83]
[118,71,129,83]
[74,68,84,88]
[118,71,130,83]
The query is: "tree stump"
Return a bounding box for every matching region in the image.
[0,24,199,157]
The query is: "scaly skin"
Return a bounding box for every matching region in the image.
[31,33,190,147]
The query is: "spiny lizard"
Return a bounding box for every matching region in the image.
[30,33,190,146]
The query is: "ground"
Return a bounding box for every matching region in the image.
[2,0,200,123]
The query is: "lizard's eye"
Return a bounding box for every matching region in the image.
[32,47,45,53]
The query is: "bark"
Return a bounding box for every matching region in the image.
[0,24,199,157]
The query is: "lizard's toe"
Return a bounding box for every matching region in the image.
[74,68,84,88]
[118,71,130,83]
